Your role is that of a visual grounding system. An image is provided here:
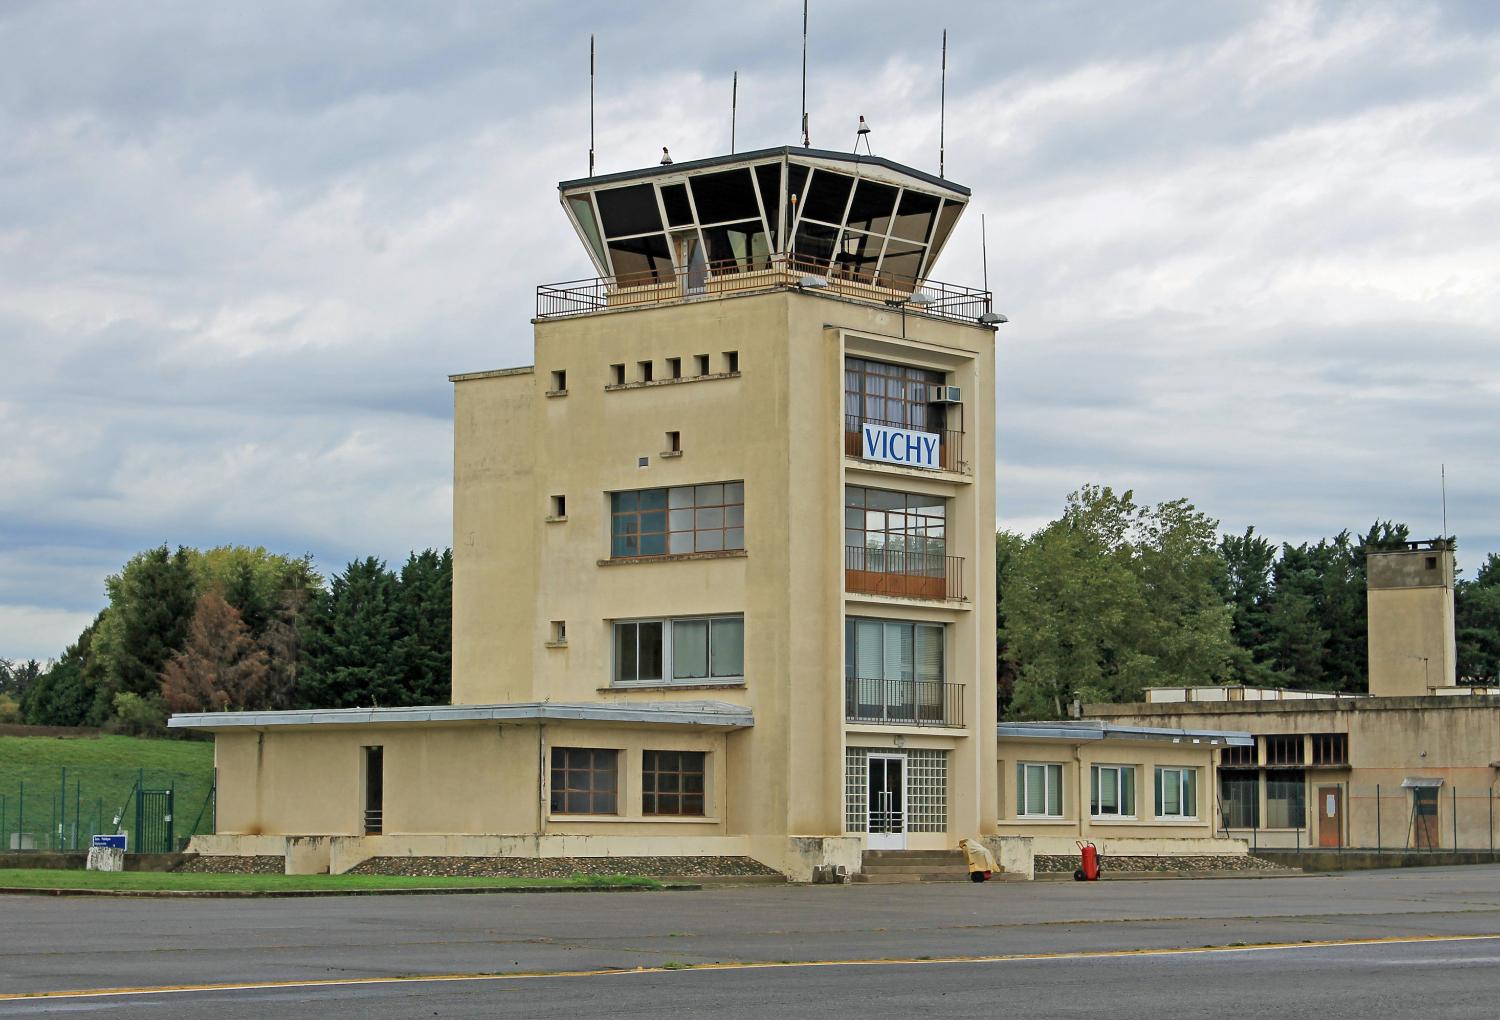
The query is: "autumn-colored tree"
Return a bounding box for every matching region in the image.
[160,591,271,713]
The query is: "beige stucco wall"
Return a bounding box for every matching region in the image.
[997,738,1224,847]
[1088,698,1500,848]
[449,289,998,852]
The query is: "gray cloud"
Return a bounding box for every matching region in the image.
[2,0,1497,661]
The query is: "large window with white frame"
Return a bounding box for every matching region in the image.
[1154,766,1199,820]
[1016,762,1063,818]
[613,616,744,686]
[1090,764,1136,819]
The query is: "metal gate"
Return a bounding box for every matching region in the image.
[136,788,175,853]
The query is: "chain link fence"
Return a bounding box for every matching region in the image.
[0,767,215,854]
[1221,782,1499,852]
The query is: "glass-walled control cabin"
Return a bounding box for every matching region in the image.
[558,147,970,293]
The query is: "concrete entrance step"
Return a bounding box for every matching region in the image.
[856,849,978,884]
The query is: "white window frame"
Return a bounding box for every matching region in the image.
[1090,764,1137,820]
[611,615,745,687]
[1016,762,1063,819]
[1154,766,1199,821]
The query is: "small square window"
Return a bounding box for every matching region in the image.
[550,369,567,392]
[550,494,566,518]
[610,363,625,385]
[666,431,681,453]
[550,620,567,644]
[723,350,739,373]
[694,354,710,376]
[667,357,682,379]
[638,360,653,383]
[1426,556,1437,570]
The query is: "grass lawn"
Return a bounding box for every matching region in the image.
[0,735,216,851]
[0,868,664,893]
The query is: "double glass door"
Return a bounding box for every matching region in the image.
[867,753,907,849]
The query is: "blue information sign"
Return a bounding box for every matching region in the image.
[91,834,127,851]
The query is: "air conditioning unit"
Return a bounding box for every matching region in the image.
[927,385,962,404]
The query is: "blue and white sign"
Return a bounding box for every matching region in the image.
[861,422,941,470]
[91,834,127,851]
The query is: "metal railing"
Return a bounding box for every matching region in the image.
[1217,782,1500,854]
[536,253,994,325]
[845,545,964,601]
[844,414,965,473]
[845,678,964,728]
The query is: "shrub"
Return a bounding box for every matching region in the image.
[106,692,168,737]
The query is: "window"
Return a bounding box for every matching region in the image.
[845,356,944,431]
[845,485,946,567]
[610,363,625,385]
[1220,743,1256,768]
[667,357,682,379]
[637,360,653,383]
[724,350,739,373]
[845,619,944,683]
[610,482,744,557]
[550,494,566,518]
[550,747,618,815]
[1220,770,1259,828]
[1016,763,1063,818]
[1154,767,1198,819]
[1311,733,1348,766]
[1265,772,1306,828]
[642,750,706,816]
[694,354,710,376]
[550,369,567,392]
[1091,765,1136,818]
[665,431,681,453]
[613,616,744,686]
[1265,734,1304,766]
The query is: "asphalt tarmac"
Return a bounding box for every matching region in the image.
[5,865,1500,1017]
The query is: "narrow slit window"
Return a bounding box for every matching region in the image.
[550,369,567,392]
[638,360,653,383]
[723,351,739,374]
[610,363,625,385]
[550,620,567,643]
[550,494,566,518]
[667,357,682,379]
[695,354,710,376]
[666,431,681,453]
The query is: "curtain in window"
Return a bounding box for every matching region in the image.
[672,620,709,679]
[710,617,744,677]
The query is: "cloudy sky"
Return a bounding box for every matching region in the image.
[2,0,1497,662]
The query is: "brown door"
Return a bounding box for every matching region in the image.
[1317,786,1343,848]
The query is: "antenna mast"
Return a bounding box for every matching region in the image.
[801,0,810,147]
[939,29,947,178]
[588,34,596,176]
[981,213,990,293]
[1442,463,1448,539]
[731,71,738,153]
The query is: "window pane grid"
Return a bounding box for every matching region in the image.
[642,750,707,817]
[1090,765,1136,818]
[612,483,744,558]
[550,747,618,815]
[844,748,946,833]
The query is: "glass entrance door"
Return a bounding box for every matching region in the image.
[867,753,907,850]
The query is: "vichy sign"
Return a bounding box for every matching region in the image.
[860,422,940,470]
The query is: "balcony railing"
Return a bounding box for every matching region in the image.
[845,677,965,728]
[844,414,965,473]
[536,253,994,325]
[845,545,964,601]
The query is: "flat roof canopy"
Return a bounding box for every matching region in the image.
[999,721,1254,747]
[169,700,753,732]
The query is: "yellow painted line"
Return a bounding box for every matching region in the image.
[4,933,1498,1002]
